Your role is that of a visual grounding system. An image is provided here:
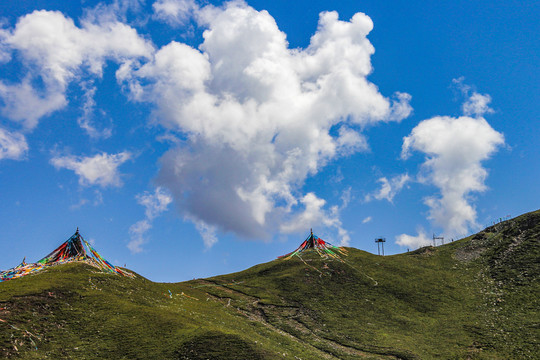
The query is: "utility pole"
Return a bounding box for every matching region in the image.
[375,238,386,256]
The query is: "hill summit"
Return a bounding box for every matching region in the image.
[0,229,132,282]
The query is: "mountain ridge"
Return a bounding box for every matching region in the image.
[1,209,538,359]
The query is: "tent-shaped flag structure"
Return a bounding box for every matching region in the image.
[278,230,348,261]
[0,229,133,281]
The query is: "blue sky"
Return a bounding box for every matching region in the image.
[0,0,538,282]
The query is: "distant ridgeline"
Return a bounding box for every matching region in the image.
[278,230,348,261]
[0,229,133,281]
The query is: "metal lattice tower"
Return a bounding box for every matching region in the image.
[432,233,444,246]
[375,238,386,256]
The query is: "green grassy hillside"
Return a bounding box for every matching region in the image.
[1,210,538,359]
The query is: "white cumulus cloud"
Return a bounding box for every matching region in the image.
[50,151,132,187]
[400,89,504,242]
[0,127,28,160]
[6,10,153,88]
[120,1,411,244]
[396,229,432,249]
[0,8,153,138]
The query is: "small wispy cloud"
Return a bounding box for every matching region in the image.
[77,83,113,139]
[50,151,132,188]
[69,198,89,211]
[190,216,218,249]
[365,174,410,203]
[0,127,28,161]
[128,187,173,253]
[453,77,494,117]
[136,187,173,220]
[128,219,152,254]
[152,0,199,27]
[281,192,350,246]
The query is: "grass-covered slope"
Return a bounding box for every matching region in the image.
[0,263,322,360]
[0,210,538,359]
[200,209,539,359]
